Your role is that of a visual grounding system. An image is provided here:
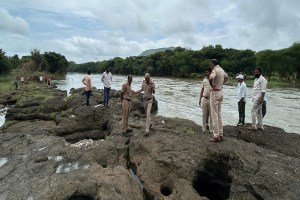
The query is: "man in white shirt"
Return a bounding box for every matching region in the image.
[101,68,112,109]
[236,74,247,126]
[248,67,267,131]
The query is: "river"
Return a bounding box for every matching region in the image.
[1,73,300,134]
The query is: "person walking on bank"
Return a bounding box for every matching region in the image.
[82,70,92,106]
[136,73,155,137]
[120,75,134,135]
[199,68,213,132]
[101,68,112,109]
[248,67,267,131]
[209,59,228,142]
[236,74,247,126]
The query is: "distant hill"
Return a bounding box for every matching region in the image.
[139,47,176,56]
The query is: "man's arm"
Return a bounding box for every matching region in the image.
[223,72,228,84]
[260,78,267,103]
[199,87,204,106]
[82,78,86,85]
[101,73,104,83]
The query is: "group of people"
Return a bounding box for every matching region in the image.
[200,59,268,142]
[82,59,267,141]
[82,69,155,137]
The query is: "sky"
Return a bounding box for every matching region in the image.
[0,0,300,63]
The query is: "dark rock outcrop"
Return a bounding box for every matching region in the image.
[0,85,299,200]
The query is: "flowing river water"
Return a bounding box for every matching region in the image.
[1,73,300,134]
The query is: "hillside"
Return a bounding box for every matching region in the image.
[139,47,176,56]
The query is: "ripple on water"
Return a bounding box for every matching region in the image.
[0,158,8,168]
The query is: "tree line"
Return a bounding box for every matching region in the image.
[68,43,300,81]
[1,43,300,81]
[0,49,68,75]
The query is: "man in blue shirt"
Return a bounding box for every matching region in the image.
[236,74,247,126]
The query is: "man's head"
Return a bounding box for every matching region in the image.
[145,73,151,83]
[87,70,91,75]
[210,59,219,69]
[106,68,110,73]
[127,75,132,85]
[236,74,244,82]
[205,68,211,78]
[254,67,262,78]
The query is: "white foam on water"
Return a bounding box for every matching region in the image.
[0,158,8,168]
[27,196,34,200]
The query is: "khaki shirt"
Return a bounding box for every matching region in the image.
[142,79,155,100]
[209,65,228,90]
[121,81,132,99]
[83,75,92,91]
[202,77,211,97]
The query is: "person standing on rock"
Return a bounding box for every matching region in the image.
[209,59,228,142]
[236,74,247,126]
[199,68,213,132]
[82,70,92,106]
[120,75,134,135]
[248,67,267,131]
[136,73,155,137]
[101,68,112,109]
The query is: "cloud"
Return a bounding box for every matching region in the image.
[0,0,300,62]
[0,8,30,35]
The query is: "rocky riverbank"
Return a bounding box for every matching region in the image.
[0,85,299,200]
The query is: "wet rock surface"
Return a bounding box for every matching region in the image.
[0,86,299,200]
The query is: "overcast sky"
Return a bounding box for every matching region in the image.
[0,0,299,63]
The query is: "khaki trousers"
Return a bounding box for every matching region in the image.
[210,91,224,137]
[251,98,263,127]
[201,97,213,131]
[122,100,131,131]
[144,99,153,132]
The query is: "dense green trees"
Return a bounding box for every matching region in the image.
[0,49,12,74]
[68,45,258,78]
[0,49,68,75]
[1,43,300,81]
[68,43,299,81]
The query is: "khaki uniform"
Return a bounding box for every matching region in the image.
[209,65,228,138]
[121,81,132,131]
[201,77,213,131]
[83,75,92,91]
[142,79,155,132]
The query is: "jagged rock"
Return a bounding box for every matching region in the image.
[44,97,66,113]
[0,86,299,200]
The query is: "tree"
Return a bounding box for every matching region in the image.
[256,50,278,81]
[0,49,12,74]
[43,52,68,74]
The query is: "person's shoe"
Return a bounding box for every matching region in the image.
[126,129,133,133]
[150,123,153,128]
[220,136,224,141]
[210,137,221,142]
[257,125,264,131]
[144,132,149,137]
[121,130,126,135]
[237,122,243,126]
[206,125,209,130]
[247,126,257,131]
